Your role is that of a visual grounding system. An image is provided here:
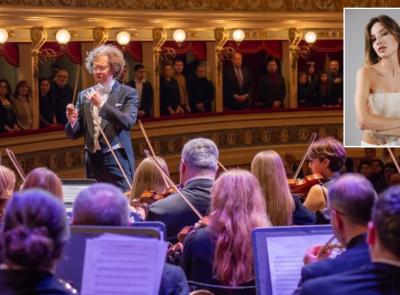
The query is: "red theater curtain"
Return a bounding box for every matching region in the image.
[163,41,207,60]
[224,40,283,59]
[1,42,19,66]
[108,41,143,62]
[41,42,82,64]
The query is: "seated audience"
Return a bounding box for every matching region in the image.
[72,183,190,295]
[147,138,218,242]
[128,64,153,118]
[303,137,346,220]
[181,169,271,286]
[251,150,315,226]
[357,158,372,178]
[173,60,191,113]
[223,52,252,110]
[20,167,63,201]
[257,58,286,109]
[0,165,15,218]
[297,71,316,107]
[299,184,400,294]
[39,78,56,127]
[315,71,333,107]
[51,69,73,125]
[160,64,184,116]
[189,63,214,113]
[130,156,170,202]
[12,80,33,130]
[296,174,376,288]
[327,59,343,107]
[0,79,19,132]
[0,189,73,294]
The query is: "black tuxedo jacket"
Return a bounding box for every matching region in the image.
[147,177,213,242]
[65,81,139,178]
[223,66,253,110]
[299,262,400,295]
[127,80,153,117]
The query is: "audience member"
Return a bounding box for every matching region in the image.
[368,158,387,193]
[297,174,376,288]
[306,63,318,86]
[383,162,397,187]
[39,78,56,127]
[303,137,346,220]
[72,183,190,295]
[0,189,73,294]
[0,165,15,218]
[297,71,316,107]
[251,150,315,226]
[20,167,63,201]
[160,64,184,116]
[181,169,271,286]
[12,80,33,130]
[52,69,73,125]
[0,79,18,132]
[358,158,372,178]
[315,71,333,107]
[173,60,191,113]
[299,184,400,294]
[223,52,252,110]
[364,148,376,160]
[189,63,214,113]
[257,58,286,109]
[147,138,218,242]
[327,59,343,107]
[128,64,153,118]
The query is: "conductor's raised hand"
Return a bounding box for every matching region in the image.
[85,88,102,108]
[66,104,78,125]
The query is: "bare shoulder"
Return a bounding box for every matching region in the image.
[357,65,374,79]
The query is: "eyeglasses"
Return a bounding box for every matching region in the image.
[321,207,345,220]
[93,66,110,72]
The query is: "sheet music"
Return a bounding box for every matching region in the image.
[266,234,333,295]
[81,233,167,295]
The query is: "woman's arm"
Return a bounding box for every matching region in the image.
[355,66,400,131]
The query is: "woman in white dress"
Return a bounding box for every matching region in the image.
[355,15,400,146]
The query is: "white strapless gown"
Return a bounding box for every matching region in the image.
[366,92,400,146]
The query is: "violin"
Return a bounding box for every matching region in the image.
[136,186,178,205]
[288,173,325,196]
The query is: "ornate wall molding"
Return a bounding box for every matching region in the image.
[0,0,394,11]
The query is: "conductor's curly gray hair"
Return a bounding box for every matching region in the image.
[85,44,125,78]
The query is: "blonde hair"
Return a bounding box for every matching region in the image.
[130,157,169,201]
[0,165,16,216]
[251,151,294,226]
[21,168,63,201]
[85,44,125,78]
[209,169,271,286]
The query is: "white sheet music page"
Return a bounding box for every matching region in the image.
[266,234,333,295]
[81,233,167,295]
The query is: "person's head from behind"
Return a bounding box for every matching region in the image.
[54,69,69,88]
[329,59,340,73]
[368,185,400,261]
[21,167,63,201]
[251,150,294,226]
[1,189,69,271]
[39,78,51,96]
[72,183,129,226]
[163,64,174,79]
[0,79,12,99]
[0,165,16,216]
[180,138,219,185]
[232,52,242,68]
[209,169,270,285]
[298,71,307,85]
[134,64,146,81]
[308,137,346,176]
[173,60,184,74]
[326,174,377,246]
[365,15,400,65]
[131,157,169,201]
[266,59,278,74]
[196,64,207,79]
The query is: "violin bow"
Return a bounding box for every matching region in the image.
[386,147,400,174]
[71,65,81,106]
[317,235,336,259]
[144,149,203,220]
[138,120,173,188]
[292,132,317,180]
[217,160,228,172]
[5,148,26,182]
[90,110,133,192]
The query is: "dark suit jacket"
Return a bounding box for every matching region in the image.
[223,66,252,110]
[65,81,139,178]
[298,234,370,286]
[299,263,400,295]
[147,177,213,242]
[128,80,153,117]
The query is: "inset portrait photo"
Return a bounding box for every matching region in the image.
[344,8,400,147]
